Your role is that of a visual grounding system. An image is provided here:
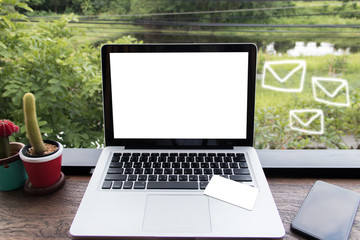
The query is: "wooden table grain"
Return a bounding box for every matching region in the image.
[0,176,359,239]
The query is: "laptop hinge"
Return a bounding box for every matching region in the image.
[124,146,234,150]
[233,146,252,150]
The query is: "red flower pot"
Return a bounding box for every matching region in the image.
[20,140,63,189]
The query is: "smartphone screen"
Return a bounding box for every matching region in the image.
[291,181,360,240]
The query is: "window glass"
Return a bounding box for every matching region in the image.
[1,0,359,149]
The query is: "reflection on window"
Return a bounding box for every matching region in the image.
[1,1,359,149]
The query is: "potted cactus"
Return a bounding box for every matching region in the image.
[0,120,27,191]
[19,93,65,194]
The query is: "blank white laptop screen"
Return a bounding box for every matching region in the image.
[110,52,249,139]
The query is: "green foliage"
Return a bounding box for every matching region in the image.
[0,0,145,148]
[1,2,97,147]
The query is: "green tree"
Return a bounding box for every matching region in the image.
[1,0,143,148]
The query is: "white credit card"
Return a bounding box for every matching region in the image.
[204,175,259,210]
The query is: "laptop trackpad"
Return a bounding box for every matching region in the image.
[143,194,212,233]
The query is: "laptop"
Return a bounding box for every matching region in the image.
[70,43,285,239]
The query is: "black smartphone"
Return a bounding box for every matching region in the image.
[291,180,360,240]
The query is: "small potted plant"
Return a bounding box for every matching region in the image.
[0,120,27,191]
[19,93,65,194]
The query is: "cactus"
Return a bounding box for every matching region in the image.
[0,120,19,159]
[23,93,46,155]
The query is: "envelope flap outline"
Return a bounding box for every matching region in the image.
[313,78,348,98]
[264,60,306,84]
[290,110,323,127]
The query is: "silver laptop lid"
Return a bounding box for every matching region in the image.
[101,43,257,149]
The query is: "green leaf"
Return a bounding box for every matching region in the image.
[0,16,15,29]
[0,41,7,49]
[48,79,59,84]
[16,2,33,12]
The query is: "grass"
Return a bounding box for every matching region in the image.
[255,53,360,109]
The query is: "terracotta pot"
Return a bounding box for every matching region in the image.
[20,140,63,189]
[0,142,27,191]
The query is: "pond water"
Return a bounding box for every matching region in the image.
[267,42,350,56]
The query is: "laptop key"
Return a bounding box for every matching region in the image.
[184,169,192,174]
[210,163,219,168]
[105,174,127,181]
[199,175,208,181]
[169,175,177,181]
[230,175,252,182]
[120,156,130,162]
[230,163,239,168]
[112,181,123,189]
[162,162,170,168]
[220,163,228,168]
[134,168,143,174]
[102,181,112,189]
[125,168,133,174]
[153,163,161,168]
[110,162,122,168]
[147,182,198,189]
[233,169,250,175]
[172,162,180,168]
[127,175,137,181]
[148,175,157,181]
[158,175,167,181]
[179,175,188,181]
[240,162,248,168]
[236,153,245,157]
[123,163,132,168]
[134,181,146,189]
[123,181,133,189]
[189,175,198,181]
[201,163,209,168]
[133,162,142,168]
[191,163,200,168]
[138,175,147,181]
[200,182,209,189]
[107,168,124,174]
[111,155,120,162]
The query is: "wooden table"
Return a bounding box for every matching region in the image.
[1,176,359,239]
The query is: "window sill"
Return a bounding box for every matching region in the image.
[258,149,360,168]
[61,148,360,177]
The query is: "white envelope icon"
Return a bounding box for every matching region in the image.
[312,77,350,107]
[289,109,324,134]
[262,60,306,92]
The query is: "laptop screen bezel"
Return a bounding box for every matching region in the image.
[102,43,257,149]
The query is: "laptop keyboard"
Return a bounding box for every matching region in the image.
[102,152,252,190]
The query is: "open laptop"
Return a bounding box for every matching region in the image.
[70,43,285,239]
